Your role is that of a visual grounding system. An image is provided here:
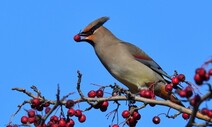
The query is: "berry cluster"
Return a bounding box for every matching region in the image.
[87,89,109,112]
[139,89,155,99]
[8,60,212,126]
[201,108,212,118]
[152,66,212,125]
[165,74,186,93]
[194,68,212,85]
[7,97,87,127]
[121,109,141,126]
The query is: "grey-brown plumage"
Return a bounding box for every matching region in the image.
[75,16,183,106]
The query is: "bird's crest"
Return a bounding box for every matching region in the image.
[80,16,109,36]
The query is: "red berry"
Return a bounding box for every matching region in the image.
[67,108,75,117]
[208,69,212,76]
[50,115,58,122]
[100,106,108,112]
[203,73,210,81]
[28,110,35,117]
[132,111,141,120]
[21,116,28,124]
[28,117,35,123]
[165,84,173,92]
[112,124,119,127]
[96,89,104,98]
[58,118,66,127]
[207,110,212,118]
[194,74,203,85]
[101,101,109,108]
[144,90,152,98]
[178,74,186,82]
[66,119,75,127]
[122,110,130,118]
[178,90,186,97]
[51,124,59,127]
[127,116,136,125]
[47,121,53,126]
[172,77,179,86]
[102,101,109,107]
[75,109,82,117]
[182,113,190,120]
[201,108,209,115]
[185,86,193,98]
[31,98,40,107]
[100,101,109,111]
[45,107,51,114]
[87,90,96,98]
[196,68,206,77]
[190,94,201,106]
[65,100,75,109]
[73,34,81,42]
[139,89,146,97]
[43,102,50,107]
[152,116,160,124]
[78,114,86,123]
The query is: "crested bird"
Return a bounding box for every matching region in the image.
[74,16,183,106]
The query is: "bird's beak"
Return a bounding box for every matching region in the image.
[73,32,89,42]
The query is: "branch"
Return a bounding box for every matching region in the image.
[12,88,36,98]
[11,71,212,126]
[186,89,212,127]
[75,95,212,122]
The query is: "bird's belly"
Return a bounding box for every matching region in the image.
[107,61,156,93]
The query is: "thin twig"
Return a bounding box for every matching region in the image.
[41,85,61,124]
[166,108,181,119]
[12,88,36,98]
[31,85,42,97]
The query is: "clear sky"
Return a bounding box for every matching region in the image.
[0,0,211,126]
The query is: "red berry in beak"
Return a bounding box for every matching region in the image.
[74,34,81,42]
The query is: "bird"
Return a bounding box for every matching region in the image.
[74,16,183,106]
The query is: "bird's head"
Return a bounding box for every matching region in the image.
[74,16,109,46]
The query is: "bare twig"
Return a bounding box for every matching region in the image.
[12,88,36,98]
[166,108,181,119]
[76,70,97,107]
[31,85,42,97]
[61,92,75,101]
[41,85,61,124]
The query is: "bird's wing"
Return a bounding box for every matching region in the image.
[122,42,171,80]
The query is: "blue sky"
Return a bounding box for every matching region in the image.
[0,0,211,126]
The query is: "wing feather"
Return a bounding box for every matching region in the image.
[121,42,171,80]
